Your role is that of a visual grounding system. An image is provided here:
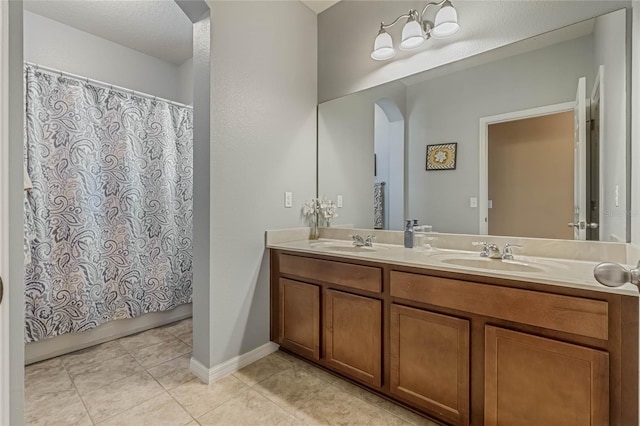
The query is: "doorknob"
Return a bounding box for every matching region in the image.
[568,221,599,229]
[0,275,3,305]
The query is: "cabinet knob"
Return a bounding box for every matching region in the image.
[594,261,640,288]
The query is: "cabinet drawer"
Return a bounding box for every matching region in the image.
[390,271,608,340]
[280,254,382,293]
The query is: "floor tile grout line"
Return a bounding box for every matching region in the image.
[66,352,147,397]
[128,331,200,423]
[92,389,178,426]
[165,388,198,425]
[25,319,194,426]
[85,331,187,424]
[59,356,97,425]
[89,366,173,423]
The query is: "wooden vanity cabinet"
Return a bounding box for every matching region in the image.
[270,249,638,426]
[390,304,470,425]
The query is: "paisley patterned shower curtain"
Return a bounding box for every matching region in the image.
[23,64,193,342]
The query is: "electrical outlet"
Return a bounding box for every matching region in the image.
[337,195,343,208]
[470,197,478,208]
[284,191,292,208]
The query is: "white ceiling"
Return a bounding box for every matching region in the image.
[23,0,193,65]
[300,0,340,14]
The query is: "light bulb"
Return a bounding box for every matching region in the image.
[371,28,396,60]
[400,18,425,51]
[432,1,460,39]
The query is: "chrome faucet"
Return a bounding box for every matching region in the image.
[502,243,523,261]
[351,234,365,247]
[364,235,376,247]
[350,234,375,247]
[472,242,501,259]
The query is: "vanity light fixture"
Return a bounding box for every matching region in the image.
[371,0,460,61]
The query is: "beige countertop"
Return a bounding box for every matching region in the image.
[267,237,639,297]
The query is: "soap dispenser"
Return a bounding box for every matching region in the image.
[404,220,414,248]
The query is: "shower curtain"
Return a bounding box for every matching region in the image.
[23,64,193,342]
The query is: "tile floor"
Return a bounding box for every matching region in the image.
[25,319,439,426]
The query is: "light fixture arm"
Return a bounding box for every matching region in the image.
[380,11,415,31]
[378,1,449,38]
[419,0,448,23]
[371,0,459,61]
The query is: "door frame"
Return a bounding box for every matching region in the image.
[478,101,575,235]
[1,0,24,424]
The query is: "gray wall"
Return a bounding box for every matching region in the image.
[407,35,595,234]
[24,10,190,104]
[593,9,628,241]
[319,82,405,229]
[318,0,630,102]
[191,10,211,373]
[199,0,317,368]
[631,3,640,244]
[178,58,194,105]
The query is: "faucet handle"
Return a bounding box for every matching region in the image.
[472,241,490,257]
[502,243,522,260]
[350,234,364,247]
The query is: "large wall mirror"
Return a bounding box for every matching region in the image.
[318,8,629,242]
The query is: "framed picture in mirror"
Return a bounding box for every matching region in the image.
[426,143,457,171]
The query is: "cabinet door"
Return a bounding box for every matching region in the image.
[485,326,609,426]
[279,279,320,360]
[390,304,470,426]
[324,289,382,387]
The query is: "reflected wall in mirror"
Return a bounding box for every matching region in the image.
[318,8,629,242]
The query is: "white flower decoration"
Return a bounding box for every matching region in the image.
[434,150,448,163]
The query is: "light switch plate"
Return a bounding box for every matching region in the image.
[488,200,493,209]
[284,191,292,208]
[470,197,478,208]
[615,185,619,207]
[337,195,343,208]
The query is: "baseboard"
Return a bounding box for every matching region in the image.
[190,341,280,384]
[25,303,193,364]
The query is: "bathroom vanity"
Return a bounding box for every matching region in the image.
[268,234,639,426]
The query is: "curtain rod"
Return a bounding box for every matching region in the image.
[24,61,193,110]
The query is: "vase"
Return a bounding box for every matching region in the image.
[309,216,320,240]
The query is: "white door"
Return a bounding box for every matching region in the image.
[572,77,587,240]
[590,66,604,238]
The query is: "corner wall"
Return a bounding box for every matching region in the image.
[200,0,317,369]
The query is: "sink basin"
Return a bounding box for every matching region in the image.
[309,241,386,253]
[440,257,545,273]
